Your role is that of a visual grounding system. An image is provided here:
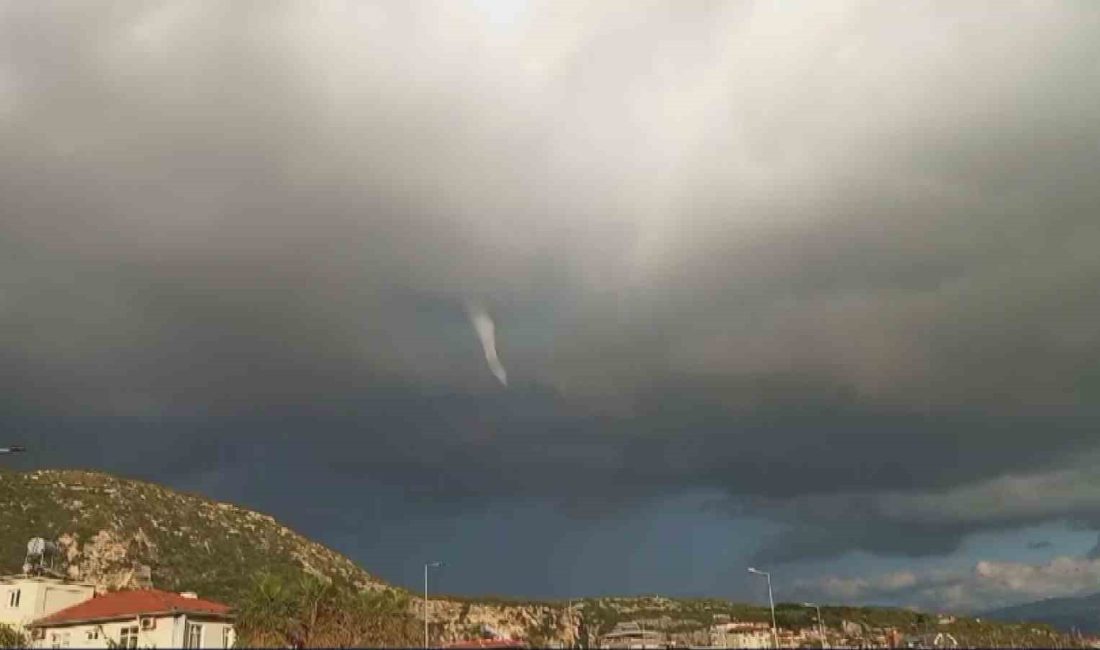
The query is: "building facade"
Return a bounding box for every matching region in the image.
[27,589,234,649]
[599,622,665,649]
[0,576,96,633]
[710,621,774,649]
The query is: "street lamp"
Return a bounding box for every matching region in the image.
[424,561,442,648]
[748,567,779,649]
[802,602,825,648]
[0,446,25,455]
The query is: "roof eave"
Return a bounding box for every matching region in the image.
[29,610,234,628]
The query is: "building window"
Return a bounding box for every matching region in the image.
[8,589,20,608]
[221,627,232,648]
[120,626,139,649]
[185,622,203,649]
[50,633,60,649]
[87,628,101,641]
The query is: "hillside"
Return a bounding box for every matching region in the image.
[984,592,1100,634]
[0,469,388,604]
[0,469,1088,648]
[425,595,1082,647]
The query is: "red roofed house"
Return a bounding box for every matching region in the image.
[26,589,234,649]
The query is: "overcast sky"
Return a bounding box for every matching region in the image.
[3,0,1100,612]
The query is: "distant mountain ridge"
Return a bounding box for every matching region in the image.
[983,592,1100,634]
[985,593,1100,633]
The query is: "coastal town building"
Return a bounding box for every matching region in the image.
[709,621,773,648]
[599,621,664,649]
[902,632,959,649]
[776,628,815,648]
[0,575,96,634]
[26,589,234,649]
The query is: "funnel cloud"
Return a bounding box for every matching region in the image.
[466,303,508,387]
[2,0,1100,609]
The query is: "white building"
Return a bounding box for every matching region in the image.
[26,589,234,649]
[599,622,664,649]
[0,575,96,634]
[709,622,773,649]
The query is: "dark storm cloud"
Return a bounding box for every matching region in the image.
[4,0,1100,566]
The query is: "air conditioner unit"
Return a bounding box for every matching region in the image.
[140,616,156,631]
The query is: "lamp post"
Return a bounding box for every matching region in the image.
[424,561,442,648]
[802,602,825,648]
[748,567,778,649]
[567,598,576,650]
[567,599,578,650]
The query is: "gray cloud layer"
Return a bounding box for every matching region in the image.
[797,554,1100,613]
[3,0,1100,569]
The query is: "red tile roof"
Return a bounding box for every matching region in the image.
[31,589,231,627]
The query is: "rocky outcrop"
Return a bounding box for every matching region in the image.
[55,530,154,591]
[420,600,582,646]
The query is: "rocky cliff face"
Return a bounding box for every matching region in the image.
[423,600,583,646]
[55,529,154,591]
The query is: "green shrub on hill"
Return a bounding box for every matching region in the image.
[234,572,418,648]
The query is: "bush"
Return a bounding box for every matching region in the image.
[234,573,419,648]
[0,625,28,649]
